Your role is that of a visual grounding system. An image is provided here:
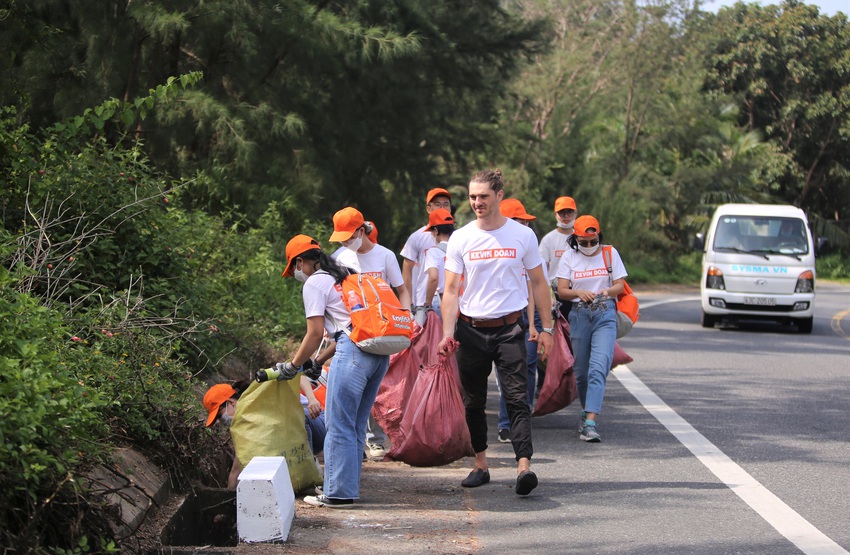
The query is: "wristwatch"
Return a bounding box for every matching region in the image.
[541,326,554,335]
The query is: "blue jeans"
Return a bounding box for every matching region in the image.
[323,335,389,499]
[498,310,541,430]
[568,299,617,415]
[304,409,326,455]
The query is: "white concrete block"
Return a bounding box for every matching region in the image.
[236,456,295,543]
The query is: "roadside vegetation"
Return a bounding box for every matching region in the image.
[1,0,848,552]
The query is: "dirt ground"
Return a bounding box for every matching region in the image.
[140,458,480,555]
[279,459,478,555]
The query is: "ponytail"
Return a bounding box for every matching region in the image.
[318,252,355,284]
[299,248,353,284]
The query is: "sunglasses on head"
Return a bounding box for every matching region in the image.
[577,239,599,247]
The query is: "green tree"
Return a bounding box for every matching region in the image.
[704,0,850,221]
[3,0,546,252]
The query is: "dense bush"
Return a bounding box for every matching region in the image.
[816,254,850,282]
[0,84,313,552]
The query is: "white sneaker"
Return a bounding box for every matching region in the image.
[303,494,354,508]
[367,442,387,458]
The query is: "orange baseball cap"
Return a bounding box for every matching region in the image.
[282,234,321,277]
[573,215,601,237]
[365,221,378,243]
[500,198,536,221]
[203,384,236,426]
[424,208,455,231]
[426,188,452,204]
[329,207,365,242]
[554,196,577,212]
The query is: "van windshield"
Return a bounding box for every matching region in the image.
[713,216,809,256]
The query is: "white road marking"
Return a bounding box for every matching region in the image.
[614,366,848,555]
[637,295,700,310]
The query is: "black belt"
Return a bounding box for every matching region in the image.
[332,325,352,342]
[458,310,522,328]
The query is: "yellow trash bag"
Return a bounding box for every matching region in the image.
[230,379,323,493]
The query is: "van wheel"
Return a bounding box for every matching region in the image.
[701,312,717,328]
[796,317,813,334]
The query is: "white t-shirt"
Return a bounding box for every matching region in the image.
[422,242,447,295]
[539,228,572,286]
[335,244,404,288]
[445,218,543,319]
[329,246,349,261]
[400,225,433,306]
[555,246,627,302]
[302,271,352,335]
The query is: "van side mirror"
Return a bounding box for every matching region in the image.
[815,236,828,256]
[693,232,705,251]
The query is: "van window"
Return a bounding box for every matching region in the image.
[713,216,808,255]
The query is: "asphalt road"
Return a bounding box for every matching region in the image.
[465,282,850,554]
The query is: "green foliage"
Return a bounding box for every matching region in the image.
[816,253,850,282]
[0,265,110,552]
[0,80,305,550]
[704,1,850,220]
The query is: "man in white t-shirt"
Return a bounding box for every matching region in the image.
[400,188,452,325]
[331,207,410,459]
[437,169,554,497]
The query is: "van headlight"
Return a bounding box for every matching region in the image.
[795,270,814,293]
[706,266,725,290]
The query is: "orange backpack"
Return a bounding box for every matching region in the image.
[601,246,639,338]
[335,273,414,355]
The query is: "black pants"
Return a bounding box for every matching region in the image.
[455,318,532,461]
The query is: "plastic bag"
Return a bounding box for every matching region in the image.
[371,344,422,446]
[230,380,323,493]
[532,314,577,417]
[387,344,474,467]
[411,309,461,386]
[612,342,633,368]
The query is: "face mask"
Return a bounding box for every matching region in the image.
[293,260,308,283]
[557,221,574,230]
[344,234,363,252]
[578,245,599,256]
[219,412,233,426]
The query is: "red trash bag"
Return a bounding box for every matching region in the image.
[372,344,423,446]
[612,342,633,369]
[411,309,442,367]
[387,348,474,467]
[532,313,576,417]
[411,309,462,387]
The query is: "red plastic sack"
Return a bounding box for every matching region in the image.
[371,345,422,445]
[532,314,576,417]
[612,342,633,369]
[412,309,461,387]
[372,310,442,446]
[387,346,474,467]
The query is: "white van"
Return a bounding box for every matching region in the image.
[695,203,823,334]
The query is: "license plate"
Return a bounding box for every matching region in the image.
[744,296,776,306]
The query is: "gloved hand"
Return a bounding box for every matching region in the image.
[273,361,300,381]
[301,358,322,381]
[413,306,429,327]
